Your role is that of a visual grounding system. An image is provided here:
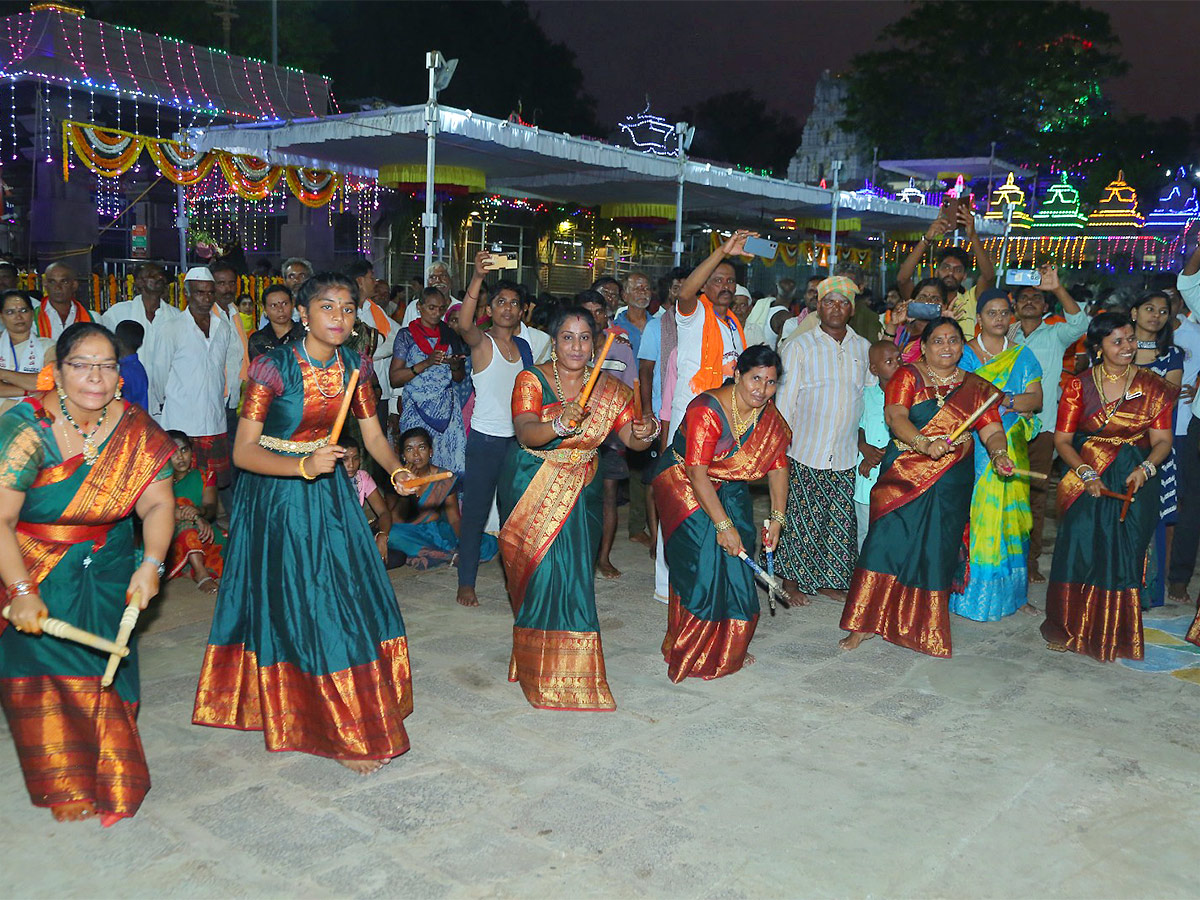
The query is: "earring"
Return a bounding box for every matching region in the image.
[304,324,310,332]
[114,384,122,401]
[351,329,359,338]
[550,348,558,362]
[56,383,67,401]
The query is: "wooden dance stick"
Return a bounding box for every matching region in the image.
[737,551,789,613]
[399,470,454,489]
[101,593,142,689]
[1097,486,1135,523]
[578,333,615,406]
[998,466,1049,480]
[945,390,1002,444]
[328,368,360,445]
[2,604,129,657]
[632,378,643,420]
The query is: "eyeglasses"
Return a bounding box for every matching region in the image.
[62,360,120,376]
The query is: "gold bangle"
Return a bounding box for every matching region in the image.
[298,455,316,481]
[769,510,787,525]
[714,518,734,533]
[389,467,407,485]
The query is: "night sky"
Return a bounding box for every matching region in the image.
[529,1,1200,129]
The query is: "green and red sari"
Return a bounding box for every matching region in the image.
[498,368,634,711]
[1043,370,1175,661]
[0,398,175,821]
[840,365,1001,657]
[653,393,790,682]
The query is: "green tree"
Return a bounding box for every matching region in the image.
[843,1,1127,163]
[675,90,801,177]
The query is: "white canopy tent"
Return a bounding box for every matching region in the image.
[183,104,993,269]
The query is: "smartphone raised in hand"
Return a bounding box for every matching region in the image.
[742,236,778,259]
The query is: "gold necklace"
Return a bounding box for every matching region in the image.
[299,340,345,399]
[921,360,960,408]
[551,357,592,404]
[1099,362,1130,382]
[729,390,760,447]
[57,392,108,465]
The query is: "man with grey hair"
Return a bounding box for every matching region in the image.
[281,257,314,292]
[147,266,235,493]
[613,271,653,359]
[402,260,453,325]
[35,262,92,338]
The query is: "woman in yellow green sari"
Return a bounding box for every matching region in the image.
[498,305,659,711]
[950,289,1043,620]
[0,323,177,825]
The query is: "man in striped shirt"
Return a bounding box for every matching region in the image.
[772,275,873,605]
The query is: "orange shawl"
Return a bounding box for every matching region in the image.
[689,294,747,395]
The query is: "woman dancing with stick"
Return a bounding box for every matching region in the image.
[498,305,659,711]
[0,322,177,824]
[193,273,417,775]
[839,317,1015,656]
[1044,312,1175,662]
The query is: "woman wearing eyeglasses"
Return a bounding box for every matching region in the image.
[0,290,56,409]
[0,322,177,825]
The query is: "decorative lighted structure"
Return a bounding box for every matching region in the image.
[1087,170,1144,231]
[1145,168,1199,230]
[984,172,1032,231]
[1030,172,1086,233]
[616,101,676,157]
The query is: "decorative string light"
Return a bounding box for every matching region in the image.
[1086,170,1144,230]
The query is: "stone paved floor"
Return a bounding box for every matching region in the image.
[4,507,1200,898]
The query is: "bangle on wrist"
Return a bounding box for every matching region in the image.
[1140,460,1157,477]
[389,466,408,486]
[714,518,734,533]
[769,509,787,526]
[6,579,37,601]
[142,555,166,577]
[298,455,316,481]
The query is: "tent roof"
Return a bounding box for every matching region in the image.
[880,157,1034,182]
[184,105,997,233]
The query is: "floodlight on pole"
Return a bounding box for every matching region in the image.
[423,50,457,277]
[673,121,693,265]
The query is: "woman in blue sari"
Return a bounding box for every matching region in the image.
[950,289,1043,620]
[390,287,470,475]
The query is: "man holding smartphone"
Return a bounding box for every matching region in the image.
[896,199,995,338]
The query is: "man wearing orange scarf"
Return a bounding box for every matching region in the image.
[653,229,754,603]
[34,263,91,339]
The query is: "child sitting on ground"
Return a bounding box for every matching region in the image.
[854,340,902,550]
[342,440,405,569]
[166,430,225,594]
[386,427,478,570]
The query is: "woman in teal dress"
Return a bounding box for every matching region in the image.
[0,322,177,824]
[498,305,658,711]
[653,345,791,682]
[193,273,417,776]
[950,289,1043,621]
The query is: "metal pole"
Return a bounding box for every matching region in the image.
[176,182,188,272]
[987,141,996,197]
[422,52,441,276]
[828,160,842,274]
[673,121,688,267]
[997,202,1014,281]
[271,0,278,66]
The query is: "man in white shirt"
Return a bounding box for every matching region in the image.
[773,275,872,605]
[346,259,401,435]
[100,263,181,394]
[147,267,234,492]
[402,260,453,326]
[209,261,251,486]
[1170,243,1200,599]
[35,262,93,338]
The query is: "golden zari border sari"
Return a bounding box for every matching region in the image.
[1043,370,1175,661]
[654,394,789,682]
[840,366,1001,657]
[498,368,633,711]
[0,399,175,821]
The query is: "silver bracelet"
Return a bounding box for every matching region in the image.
[142,555,166,577]
[551,415,571,438]
[647,418,662,441]
[1140,460,1157,477]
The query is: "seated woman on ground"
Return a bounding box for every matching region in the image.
[387,427,478,570]
[165,430,225,594]
[343,440,405,569]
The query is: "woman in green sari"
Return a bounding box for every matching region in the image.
[839,317,1015,657]
[654,345,790,682]
[498,305,659,711]
[0,323,177,824]
[950,288,1043,620]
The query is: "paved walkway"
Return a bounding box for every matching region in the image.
[4,509,1200,898]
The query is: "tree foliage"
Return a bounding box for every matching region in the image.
[675,90,801,177]
[843,1,1127,163]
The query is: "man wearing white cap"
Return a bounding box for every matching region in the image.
[146,266,235,492]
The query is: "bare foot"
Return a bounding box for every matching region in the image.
[838,631,875,651]
[817,587,848,603]
[197,576,219,595]
[743,653,756,666]
[597,561,622,579]
[338,758,385,776]
[784,588,811,607]
[1028,570,1046,585]
[1169,583,1191,603]
[1019,602,1040,615]
[51,800,96,822]
[629,531,652,548]
[456,586,480,608]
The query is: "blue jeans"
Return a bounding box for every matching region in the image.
[458,431,514,588]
